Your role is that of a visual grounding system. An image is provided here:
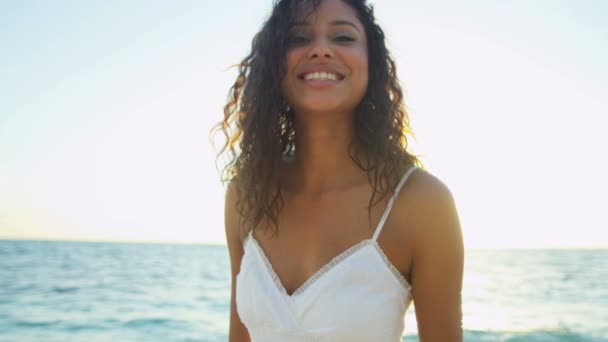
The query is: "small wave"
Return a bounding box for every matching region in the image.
[123,318,180,328]
[52,286,79,294]
[504,330,607,342]
[453,329,608,342]
[59,323,106,332]
[14,284,36,292]
[15,320,59,328]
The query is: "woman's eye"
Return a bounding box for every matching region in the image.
[335,35,355,42]
[288,36,309,45]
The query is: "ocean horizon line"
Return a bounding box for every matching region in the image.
[1,237,606,250]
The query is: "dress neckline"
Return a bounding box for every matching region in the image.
[244,232,411,298]
[240,165,417,298]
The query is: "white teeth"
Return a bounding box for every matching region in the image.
[304,72,339,81]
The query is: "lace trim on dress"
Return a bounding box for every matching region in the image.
[249,235,292,296]
[371,241,412,292]
[252,235,373,297]
[289,239,372,296]
[247,233,411,297]
[243,231,252,248]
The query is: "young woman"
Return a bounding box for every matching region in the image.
[212,0,464,340]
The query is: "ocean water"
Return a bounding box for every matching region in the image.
[0,240,606,342]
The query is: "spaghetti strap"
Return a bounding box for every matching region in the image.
[372,165,418,241]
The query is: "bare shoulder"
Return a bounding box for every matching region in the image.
[224,179,246,248]
[392,167,460,237]
[398,168,463,262]
[402,167,462,260]
[224,179,252,341]
[405,167,453,200]
[394,167,465,340]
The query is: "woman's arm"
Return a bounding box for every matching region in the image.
[225,182,251,342]
[409,173,464,341]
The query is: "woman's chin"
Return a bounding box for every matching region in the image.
[293,102,353,116]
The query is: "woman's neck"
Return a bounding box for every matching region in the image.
[287,114,367,195]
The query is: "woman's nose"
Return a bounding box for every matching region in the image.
[308,40,333,59]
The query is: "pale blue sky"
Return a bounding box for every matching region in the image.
[1,1,607,247]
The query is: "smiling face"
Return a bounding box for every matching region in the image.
[281,0,368,118]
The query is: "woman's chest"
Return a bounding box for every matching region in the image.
[252,191,414,294]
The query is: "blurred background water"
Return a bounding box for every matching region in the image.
[1,240,606,342]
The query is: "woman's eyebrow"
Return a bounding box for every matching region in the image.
[330,20,361,33]
[290,19,361,33]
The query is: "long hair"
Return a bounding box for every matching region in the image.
[210,0,421,237]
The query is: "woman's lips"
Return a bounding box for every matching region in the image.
[298,72,344,89]
[298,71,345,80]
[300,78,342,88]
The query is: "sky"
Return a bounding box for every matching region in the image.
[1,0,607,248]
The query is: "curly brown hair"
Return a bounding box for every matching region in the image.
[210,0,422,237]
